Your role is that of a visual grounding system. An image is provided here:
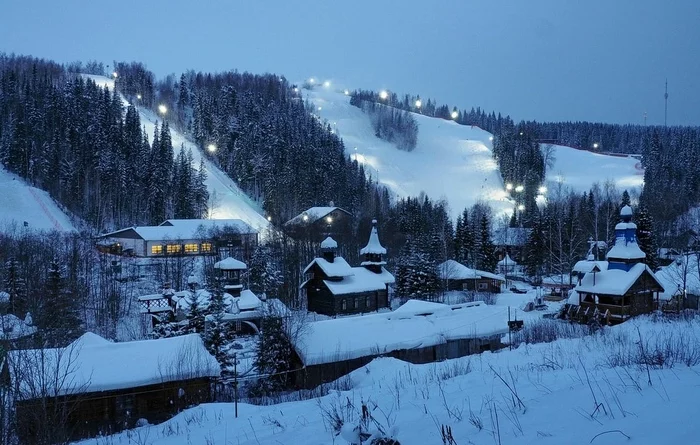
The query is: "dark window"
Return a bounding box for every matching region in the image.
[365,296,371,308]
[341,299,347,310]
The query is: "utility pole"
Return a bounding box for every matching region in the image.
[234,352,238,418]
[664,79,669,127]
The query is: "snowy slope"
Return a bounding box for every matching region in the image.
[77,314,700,445]
[544,144,644,193]
[83,75,270,233]
[0,166,75,232]
[305,86,513,219]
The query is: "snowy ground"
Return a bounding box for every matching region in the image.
[545,144,644,194]
[83,75,270,234]
[0,165,75,232]
[76,312,700,445]
[304,85,513,220]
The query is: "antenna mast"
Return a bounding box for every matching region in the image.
[664,79,668,127]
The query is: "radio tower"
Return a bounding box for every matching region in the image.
[664,79,668,127]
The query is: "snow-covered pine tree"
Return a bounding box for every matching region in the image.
[204,279,232,372]
[41,259,82,346]
[635,205,659,271]
[249,315,294,397]
[186,288,206,333]
[476,215,497,272]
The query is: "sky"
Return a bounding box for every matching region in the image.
[1,0,699,126]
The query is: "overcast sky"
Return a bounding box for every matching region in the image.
[2,0,698,125]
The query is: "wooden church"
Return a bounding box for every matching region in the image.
[302,220,395,316]
[571,205,665,324]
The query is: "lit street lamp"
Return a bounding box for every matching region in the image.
[323,81,331,88]
[515,185,524,193]
[326,216,333,224]
[538,186,547,194]
[309,77,315,84]
[518,204,525,211]
[506,183,513,191]
[451,108,459,119]
[489,136,494,141]
[266,215,272,222]
[415,98,422,109]
[344,89,350,95]
[379,90,389,100]
[158,104,167,115]
[136,94,142,100]
[593,142,599,149]
[207,144,217,153]
[112,72,118,78]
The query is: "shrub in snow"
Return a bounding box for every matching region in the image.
[511,318,592,346]
[320,395,399,444]
[135,418,149,427]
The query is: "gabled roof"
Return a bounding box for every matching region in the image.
[497,253,518,267]
[438,260,505,282]
[321,236,338,249]
[572,260,609,274]
[303,256,354,278]
[575,262,664,296]
[285,207,351,226]
[360,219,387,255]
[101,218,256,241]
[607,241,646,260]
[8,333,220,399]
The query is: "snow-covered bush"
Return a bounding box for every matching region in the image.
[319,395,399,445]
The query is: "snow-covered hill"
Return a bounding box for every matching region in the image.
[305,86,513,220]
[83,75,270,233]
[0,166,75,232]
[544,144,644,194]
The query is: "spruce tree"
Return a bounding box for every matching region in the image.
[186,289,205,333]
[42,259,82,345]
[635,205,659,270]
[250,315,293,397]
[204,279,232,372]
[477,215,498,272]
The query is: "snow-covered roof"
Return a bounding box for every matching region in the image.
[322,267,394,295]
[567,290,580,305]
[655,254,700,300]
[360,220,387,255]
[294,300,509,366]
[620,205,633,217]
[0,291,9,303]
[541,275,571,287]
[215,257,247,270]
[572,260,609,274]
[607,238,645,260]
[285,207,351,226]
[576,262,664,296]
[492,227,531,246]
[9,333,220,399]
[321,236,338,249]
[0,314,36,340]
[438,260,505,282]
[303,256,354,278]
[497,253,518,266]
[236,289,262,311]
[102,219,256,241]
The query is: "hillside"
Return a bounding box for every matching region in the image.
[0,165,75,232]
[83,75,271,233]
[76,314,700,445]
[545,144,644,194]
[305,86,513,220]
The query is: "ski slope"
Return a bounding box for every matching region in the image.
[0,166,75,232]
[83,75,270,233]
[305,86,513,220]
[545,144,644,194]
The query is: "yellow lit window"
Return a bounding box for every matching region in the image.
[166,244,181,254]
[184,243,199,254]
[200,242,213,253]
[151,245,163,255]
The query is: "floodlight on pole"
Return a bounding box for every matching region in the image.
[158,104,167,115]
[515,185,524,193]
[267,215,272,222]
[112,72,118,78]
[326,216,333,224]
[309,77,315,84]
[323,81,331,88]
[451,108,459,119]
[344,89,350,96]
[207,144,217,153]
[506,183,513,191]
[593,142,599,149]
[518,204,525,211]
[136,94,142,100]
[379,90,389,100]
[415,99,422,108]
[489,136,494,141]
[538,186,547,194]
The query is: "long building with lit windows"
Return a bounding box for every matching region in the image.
[97,218,258,259]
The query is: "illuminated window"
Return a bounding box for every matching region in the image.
[184,243,199,254]
[166,244,181,254]
[200,242,213,253]
[151,245,163,255]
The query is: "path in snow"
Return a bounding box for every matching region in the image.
[83,75,270,233]
[305,85,513,220]
[0,166,75,232]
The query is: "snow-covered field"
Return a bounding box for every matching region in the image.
[0,165,75,232]
[305,86,513,220]
[545,144,644,194]
[83,75,270,233]
[76,313,700,445]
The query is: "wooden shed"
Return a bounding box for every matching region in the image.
[8,333,220,442]
[438,260,505,293]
